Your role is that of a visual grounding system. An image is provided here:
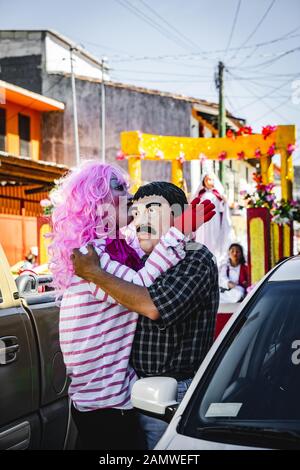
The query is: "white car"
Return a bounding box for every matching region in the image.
[132,256,300,450]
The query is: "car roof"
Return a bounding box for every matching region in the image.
[268,256,300,282]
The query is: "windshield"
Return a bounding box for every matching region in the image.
[180,281,300,449]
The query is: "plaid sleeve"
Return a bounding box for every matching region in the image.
[148,252,214,330]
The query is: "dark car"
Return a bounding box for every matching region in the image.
[0,244,76,450]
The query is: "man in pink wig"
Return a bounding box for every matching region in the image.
[50,161,215,450]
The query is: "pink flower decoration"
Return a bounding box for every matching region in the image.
[267,143,276,157]
[237,151,245,160]
[218,151,227,161]
[254,148,262,158]
[116,150,126,160]
[262,125,277,140]
[156,150,164,160]
[226,129,236,140]
[237,126,252,136]
[287,143,296,156]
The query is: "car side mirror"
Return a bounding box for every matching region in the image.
[131,377,179,423]
[15,273,38,296]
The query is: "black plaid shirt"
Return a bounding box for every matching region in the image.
[130,242,219,378]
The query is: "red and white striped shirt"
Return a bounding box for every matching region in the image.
[59,227,185,411]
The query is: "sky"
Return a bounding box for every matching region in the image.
[1,0,300,162]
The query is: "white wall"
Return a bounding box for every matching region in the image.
[45,34,110,80]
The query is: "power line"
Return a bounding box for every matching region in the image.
[232,22,300,68]
[236,46,300,71]
[137,0,202,51]
[241,79,299,112]
[110,75,210,83]
[225,92,240,116]
[227,76,300,117]
[69,22,300,65]
[228,0,276,62]
[112,65,299,83]
[224,0,242,58]
[112,68,212,77]
[109,45,300,64]
[71,37,131,57]
[233,44,260,68]
[227,71,292,111]
[114,0,195,52]
[111,31,300,63]
[127,59,215,69]
[252,96,291,122]
[227,71,300,79]
[225,78,243,115]
[225,73,300,91]
[228,72,290,122]
[241,0,276,46]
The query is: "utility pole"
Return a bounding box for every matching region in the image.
[216,61,226,184]
[70,47,80,166]
[101,57,106,163]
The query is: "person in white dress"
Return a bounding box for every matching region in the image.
[219,243,249,303]
[192,172,233,264]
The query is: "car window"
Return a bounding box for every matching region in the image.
[180,281,300,448]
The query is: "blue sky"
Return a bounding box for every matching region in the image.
[1,0,300,162]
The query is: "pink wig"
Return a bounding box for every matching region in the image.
[48,160,127,292]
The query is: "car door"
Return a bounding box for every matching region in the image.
[24,292,70,450]
[0,250,40,450]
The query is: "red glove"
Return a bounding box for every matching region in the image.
[174,198,215,235]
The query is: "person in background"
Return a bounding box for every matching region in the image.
[192,172,233,265]
[219,243,249,303]
[21,246,38,270]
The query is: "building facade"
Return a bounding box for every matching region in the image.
[0,79,66,265]
[0,29,256,201]
[0,29,260,261]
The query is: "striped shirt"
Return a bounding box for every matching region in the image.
[59,227,185,412]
